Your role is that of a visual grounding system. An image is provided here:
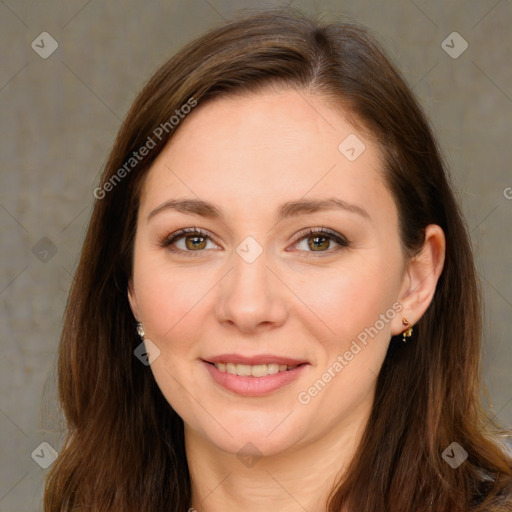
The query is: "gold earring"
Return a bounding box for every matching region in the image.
[401,318,413,342]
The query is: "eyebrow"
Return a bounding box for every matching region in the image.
[147,197,371,223]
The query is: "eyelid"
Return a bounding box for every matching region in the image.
[291,227,348,245]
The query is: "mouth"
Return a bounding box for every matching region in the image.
[201,356,310,396]
[204,360,307,377]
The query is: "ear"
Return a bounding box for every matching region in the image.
[391,224,446,336]
[127,278,140,321]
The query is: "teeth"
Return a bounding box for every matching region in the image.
[236,364,252,376]
[267,364,280,375]
[213,362,299,377]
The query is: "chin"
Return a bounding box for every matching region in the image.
[194,417,301,458]
[217,432,294,458]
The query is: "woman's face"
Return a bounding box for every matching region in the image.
[129,88,409,457]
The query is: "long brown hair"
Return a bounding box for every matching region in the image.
[44,8,512,511]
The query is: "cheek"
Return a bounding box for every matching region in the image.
[133,263,209,413]
[133,260,211,346]
[290,258,400,343]
[292,264,400,413]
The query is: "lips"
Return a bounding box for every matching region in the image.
[202,359,309,396]
[200,353,309,395]
[203,353,308,366]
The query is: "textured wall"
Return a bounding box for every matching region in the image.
[0,0,511,510]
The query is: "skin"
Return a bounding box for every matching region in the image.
[128,88,445,512]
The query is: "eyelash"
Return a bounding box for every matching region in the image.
[160,227,350,258]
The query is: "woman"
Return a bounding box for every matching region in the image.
[44,8,512,512]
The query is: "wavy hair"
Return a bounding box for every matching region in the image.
[44,8,512,511]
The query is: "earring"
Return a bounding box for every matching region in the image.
[136,322,145,339]
[401,318,413,343]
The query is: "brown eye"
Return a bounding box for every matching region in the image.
[307,234,331,251]
[161,228,218,256]
[292,228,349,256]
[184,234,207,250]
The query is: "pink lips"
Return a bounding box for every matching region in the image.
[201,355,309,396]
[204,353,307,366]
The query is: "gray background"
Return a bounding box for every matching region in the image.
[0,0,511,510]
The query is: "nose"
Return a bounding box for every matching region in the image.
[215,247,289,333]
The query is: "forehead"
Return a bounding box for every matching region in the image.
[139,88,393,222]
